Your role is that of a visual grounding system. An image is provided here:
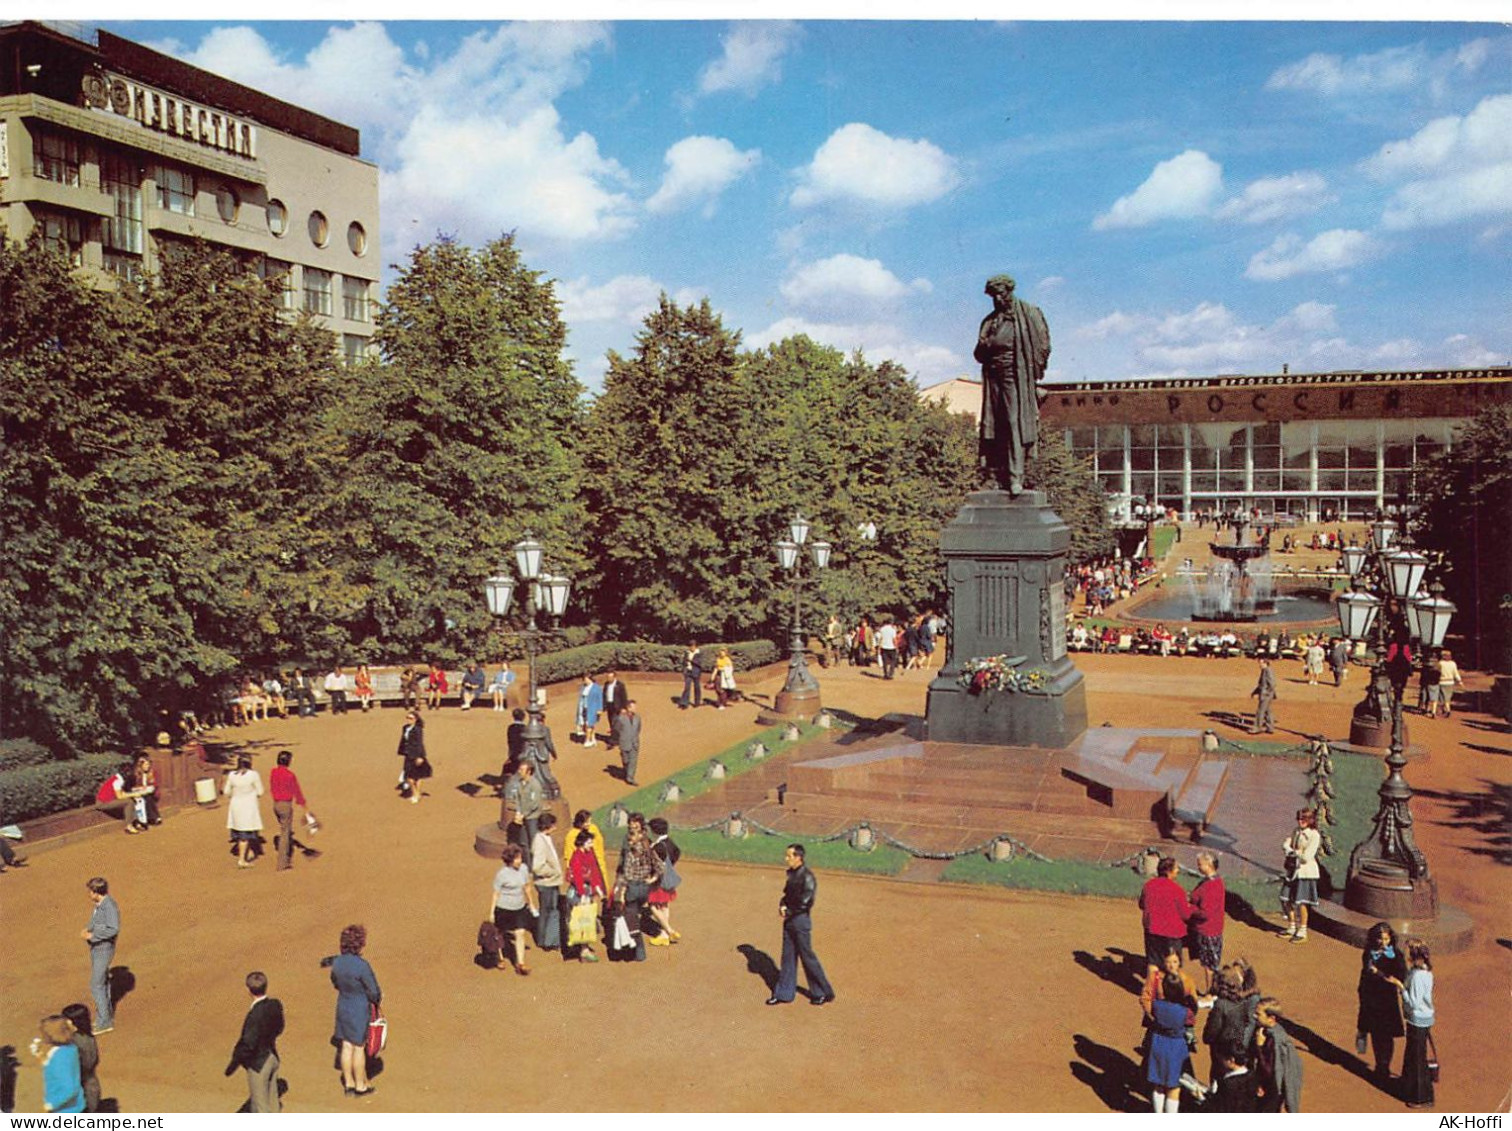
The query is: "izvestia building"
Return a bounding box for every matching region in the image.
[0,21,378,364]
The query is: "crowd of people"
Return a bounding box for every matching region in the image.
[1132,809,1439,1113]
[1071,555,1160,616]
[828,612,945,678]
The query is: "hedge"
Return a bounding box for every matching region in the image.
[0,753,124,825]
[0,737,56,770]
[532,640,779,686]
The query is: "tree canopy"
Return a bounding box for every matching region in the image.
[1414,403,1512,674]
[1,231,1109,754]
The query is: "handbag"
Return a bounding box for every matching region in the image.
[658,849,682,893]
[478,919,504,955]
[365,1002,387,1059]
[611,912,634,951]
[568,897,600,946]
[1426,1031,1440,1082]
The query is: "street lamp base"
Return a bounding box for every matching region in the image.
[474,821,515,860]
[1349,711,1401,750]
[1345,862,1438,921]
[773,686,822,719]
[1310,890,1475,955]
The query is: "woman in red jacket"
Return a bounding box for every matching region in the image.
[1139,856,1192,971]
[1188,851,1227,993]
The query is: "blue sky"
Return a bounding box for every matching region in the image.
[118,19,1512,389]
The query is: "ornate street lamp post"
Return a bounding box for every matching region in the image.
[475,536,571,856]
[773,513,830,718]
[1334,526,1454,922]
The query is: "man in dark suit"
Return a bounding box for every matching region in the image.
[1250,657,1277,734]
[601,671,629,746]
[678,643,704,709]
[290,668,316,718]
[614,700,643,786]
[225,971,284,1113]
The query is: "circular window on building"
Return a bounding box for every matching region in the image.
[308,210,330,248]
[267,199,288,237]
[347,221,367,257]
[216,186,240,224]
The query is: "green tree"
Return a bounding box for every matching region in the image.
[1414,403,1512,673]
[0,237,341,751]
[582,295,750,640]
[740,337,977,629]
[323,234,587,663]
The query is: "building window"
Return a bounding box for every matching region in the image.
[100,152,143,263]
[267,199,288,237]
[342,276,370,323]
[343,334,371,366]
[154,164,195,215]
[308,210,329,248]
[303,267,332,316]
[258,257,296,311]
[347,221,367,257]
[35,210,86,266]
[32,128,82,186]
[102,250,143,282]
[215,185,239,224]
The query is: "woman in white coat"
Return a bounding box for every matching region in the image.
[223,755,265,868]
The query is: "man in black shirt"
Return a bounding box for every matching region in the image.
[766,843,836,1007]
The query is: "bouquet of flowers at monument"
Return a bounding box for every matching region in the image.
[957,654,1050,695]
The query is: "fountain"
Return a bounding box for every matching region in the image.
[1190,523,1277,622]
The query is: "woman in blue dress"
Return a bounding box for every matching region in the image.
[1146,972,1193,1112]
[34,1015,85,1113]
[330,924,381,1097]
[575,674,604,747]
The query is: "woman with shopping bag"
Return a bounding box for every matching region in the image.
[567,829,607,963]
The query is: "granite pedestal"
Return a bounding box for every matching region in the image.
[925,489,1086,749]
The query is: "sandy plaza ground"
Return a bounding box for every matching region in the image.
[1,648,1507,1114]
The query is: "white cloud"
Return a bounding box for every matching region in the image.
[746,316,965,386]
[697,22,801,97]
[1092,150,1224,230]
[645,136,761,216]
[1215,172,1335,225]
[1264,46,1425,96]
[556,275,665,325]
[790,123,960,210]
[1363,94,1512,230]
[1365,94,1512,177]
[160,23,631,257]
[1282,301,1339,333]
[1077,311,1142,340]
[385,104,634,246]
[1038,275,1066,291]
[1245,229,1382,281]
[1071,301,1390,376]
[779,254,930,316]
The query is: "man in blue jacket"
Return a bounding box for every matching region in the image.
[81,877,120,1032]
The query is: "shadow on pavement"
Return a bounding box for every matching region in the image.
[1282,1015,1391,1095]
[1414,781,1512,865]
[736,943,779,992]
[1463,743,1511,757]
[1070,1033,1146,1112]
[1072,947,1146,996]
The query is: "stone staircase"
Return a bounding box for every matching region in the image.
[1061,727,1230,841]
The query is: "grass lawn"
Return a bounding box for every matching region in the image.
[597,722,1384,900]
[1152,523,1179,561]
